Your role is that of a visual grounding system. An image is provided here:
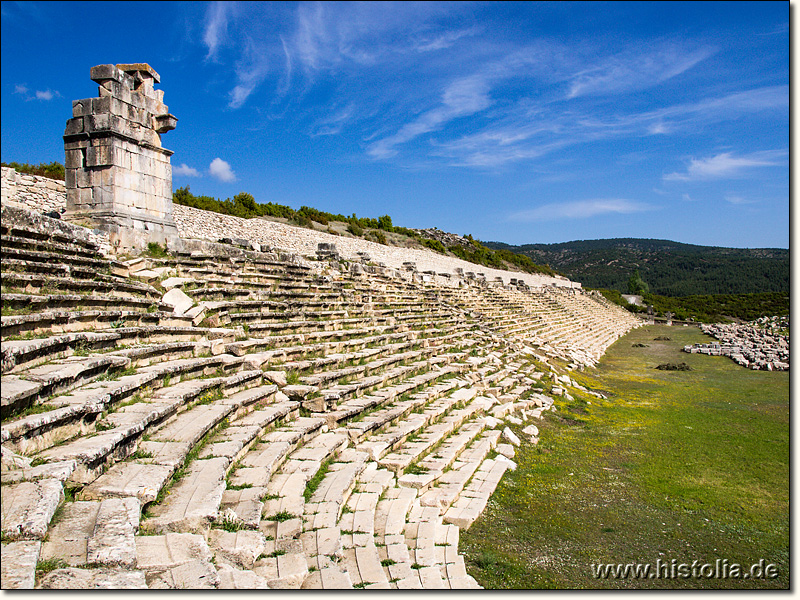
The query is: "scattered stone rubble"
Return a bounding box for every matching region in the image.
[0,200,640,589]
[683,317,789,371]
[413,228,473,251]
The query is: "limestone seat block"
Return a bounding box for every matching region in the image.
[0,478,63,540]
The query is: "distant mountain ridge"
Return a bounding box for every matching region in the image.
[483,238,789,296]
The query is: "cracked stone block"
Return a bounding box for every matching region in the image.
[146,559,219,589]
[135,532,213,570]
[208,529,266,570]
[216,563,270,589]
[36,567,148,589]
[1,479,63,540]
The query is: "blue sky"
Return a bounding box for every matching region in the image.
[1,1,789,248]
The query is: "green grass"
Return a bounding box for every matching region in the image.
[303,456,333,502]
[459,324,788,589]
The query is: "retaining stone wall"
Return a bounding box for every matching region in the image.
[173,204,578,290]
[1,166,67,215]
[1,167,112,256]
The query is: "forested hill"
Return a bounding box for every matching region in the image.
[483,238,789,297]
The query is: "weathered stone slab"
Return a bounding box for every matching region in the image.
[501,426,520,446]
[241,441,292,470]
[143,457,228,533]
[79,462,174,503]
[1,540,41,589]
[495,443,515,459]
[282,385,318,401]
[87,497,141,566]
[1,478,63,540]
[208,528,266,569]
[146,559,219,589]
[36,567,148,589]
[355,544,389,585]
[39,497,139,567]
[162,288,194,317]
[136,440,193,467]
[216,563,270,589]
[219,487,266,528]
[1,460,76,484]
[253,552,309,589]
[40,500,100,566]
[135,532,212,570]
[0,376,42,417]
[303,566,353,589]
[150,403,233,445]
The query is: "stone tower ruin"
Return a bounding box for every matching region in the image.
[63,63,179,248]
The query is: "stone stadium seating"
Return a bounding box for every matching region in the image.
[1,204,641,589]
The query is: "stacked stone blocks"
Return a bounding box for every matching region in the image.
[63,63,177,233]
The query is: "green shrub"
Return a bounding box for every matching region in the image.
[2,161,65,181]
[365,230,387,245]
[420,238,446,254]
[145,242,169,258]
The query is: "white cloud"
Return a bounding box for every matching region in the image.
[367,75,493,159]
[664,150,787,181]
[510,199,656,222]
[567,44,715,99]
[410,27,480,52]
[174,163,201,177]
[227,36,273,109]
[209,158,236,182]
[14,85,59,101]
[725,195,756,205]
[311,104,355,136]
[204,1,232,60]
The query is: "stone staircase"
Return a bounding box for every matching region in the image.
[1,204,641,589]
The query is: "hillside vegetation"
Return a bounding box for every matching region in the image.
[597,289,789,324]
[1,161,65,181]
[484,238,789,297]
[172,185,557,277]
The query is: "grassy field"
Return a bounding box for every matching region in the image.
[459,324,789,589]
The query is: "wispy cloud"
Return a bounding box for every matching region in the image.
[510,199,657,222]
[194,3,787,178]
[35,89,54,100]
[367,74,493,159]
[725,195,756,205]
[289,2,478,73]
[209,158,236,182]
[228,37,272,109]
[14,84,28,95]
[174,163,201,177]
[664,150,787,181]
[204,1,233,61]
[311,104,355,136]
[410,27,480,52]
[567,43,716,99]
[433,86,787,169]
